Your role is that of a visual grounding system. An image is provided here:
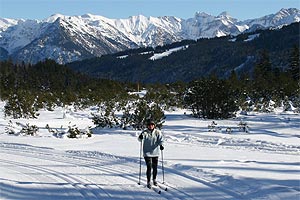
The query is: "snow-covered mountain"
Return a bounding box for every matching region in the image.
[0,8,299,64]
[244,8,300,29]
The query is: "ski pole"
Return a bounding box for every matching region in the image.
[138,140,142,185]
[161,149,165,184]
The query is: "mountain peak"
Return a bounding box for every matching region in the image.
[129,14,148,21]
[276,8,300,19]
[218,11,231,17]
[0,8,299,64]
[279,8,299,13]
[194,12,211,18]
[44,13,67,23]
[81,13,94,18]
[0,18,19,31]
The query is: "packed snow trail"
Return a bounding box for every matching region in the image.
[1,105,299,199]
[0,142,240,199]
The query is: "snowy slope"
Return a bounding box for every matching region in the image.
[0,101,299,199]
[0,8,299,64]
[149,45,188,60]
[182,11,244,39]
[244,8,300,29]
[0,18,19,33]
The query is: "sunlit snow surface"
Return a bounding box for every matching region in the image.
[0,101,299,199]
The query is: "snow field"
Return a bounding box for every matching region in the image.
[0,102,299,199]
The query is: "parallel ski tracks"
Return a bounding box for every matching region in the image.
[0,158,112,199]
[1,145,166,199]
[1,143,243,199]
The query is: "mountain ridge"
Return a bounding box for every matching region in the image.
[67,22,299,83]
[0,8,299,64]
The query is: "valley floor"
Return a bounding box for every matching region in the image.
[0,103,299,199]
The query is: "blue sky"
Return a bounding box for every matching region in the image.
[0,0,299,20]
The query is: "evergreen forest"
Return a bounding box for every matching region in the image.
[0,45,299,123]
[68,22,300,84]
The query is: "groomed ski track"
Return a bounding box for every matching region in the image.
[0,142,242,200]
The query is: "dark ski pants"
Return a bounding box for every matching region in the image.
[144,157,158,183]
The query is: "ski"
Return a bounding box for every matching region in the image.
[138,182,161,194]
[149,185,161,194]
[157,182,168,191]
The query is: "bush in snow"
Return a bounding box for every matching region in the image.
[67,126,81,138]
[144,83,185,110]
[292,94,300,113]
[5,120,19,135]
[46,124,65,138]
[92,112,119,128]
[92,99,165,130]
[253,98,276,113]
[282,96,293,111]
[4,91,39,119]
[67,125,92,138]
[120,106,134,130]
[45,123,92,138]
[91,101,120,128]
[131,100,165,130]
[5,121,39,136]
[20,123,39,136]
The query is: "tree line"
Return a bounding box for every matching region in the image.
[0,44,299,122]
[0,59,129,118]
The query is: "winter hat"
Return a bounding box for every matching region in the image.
[147,120,155,125]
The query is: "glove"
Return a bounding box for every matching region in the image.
[139,134,143,140]
[160,145,164,150]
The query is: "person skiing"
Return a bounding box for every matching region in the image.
[138,120,164,188]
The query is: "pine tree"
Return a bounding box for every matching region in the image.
[4,90,38,119]
[185,77,238,119]
[131,100,165,130]
[254,50,272,80]
[288,45,300,81]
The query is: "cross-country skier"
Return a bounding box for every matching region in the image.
[138,120,164,188]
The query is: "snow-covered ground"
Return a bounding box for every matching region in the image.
[149,46,188,60]
[0,101,299,200]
